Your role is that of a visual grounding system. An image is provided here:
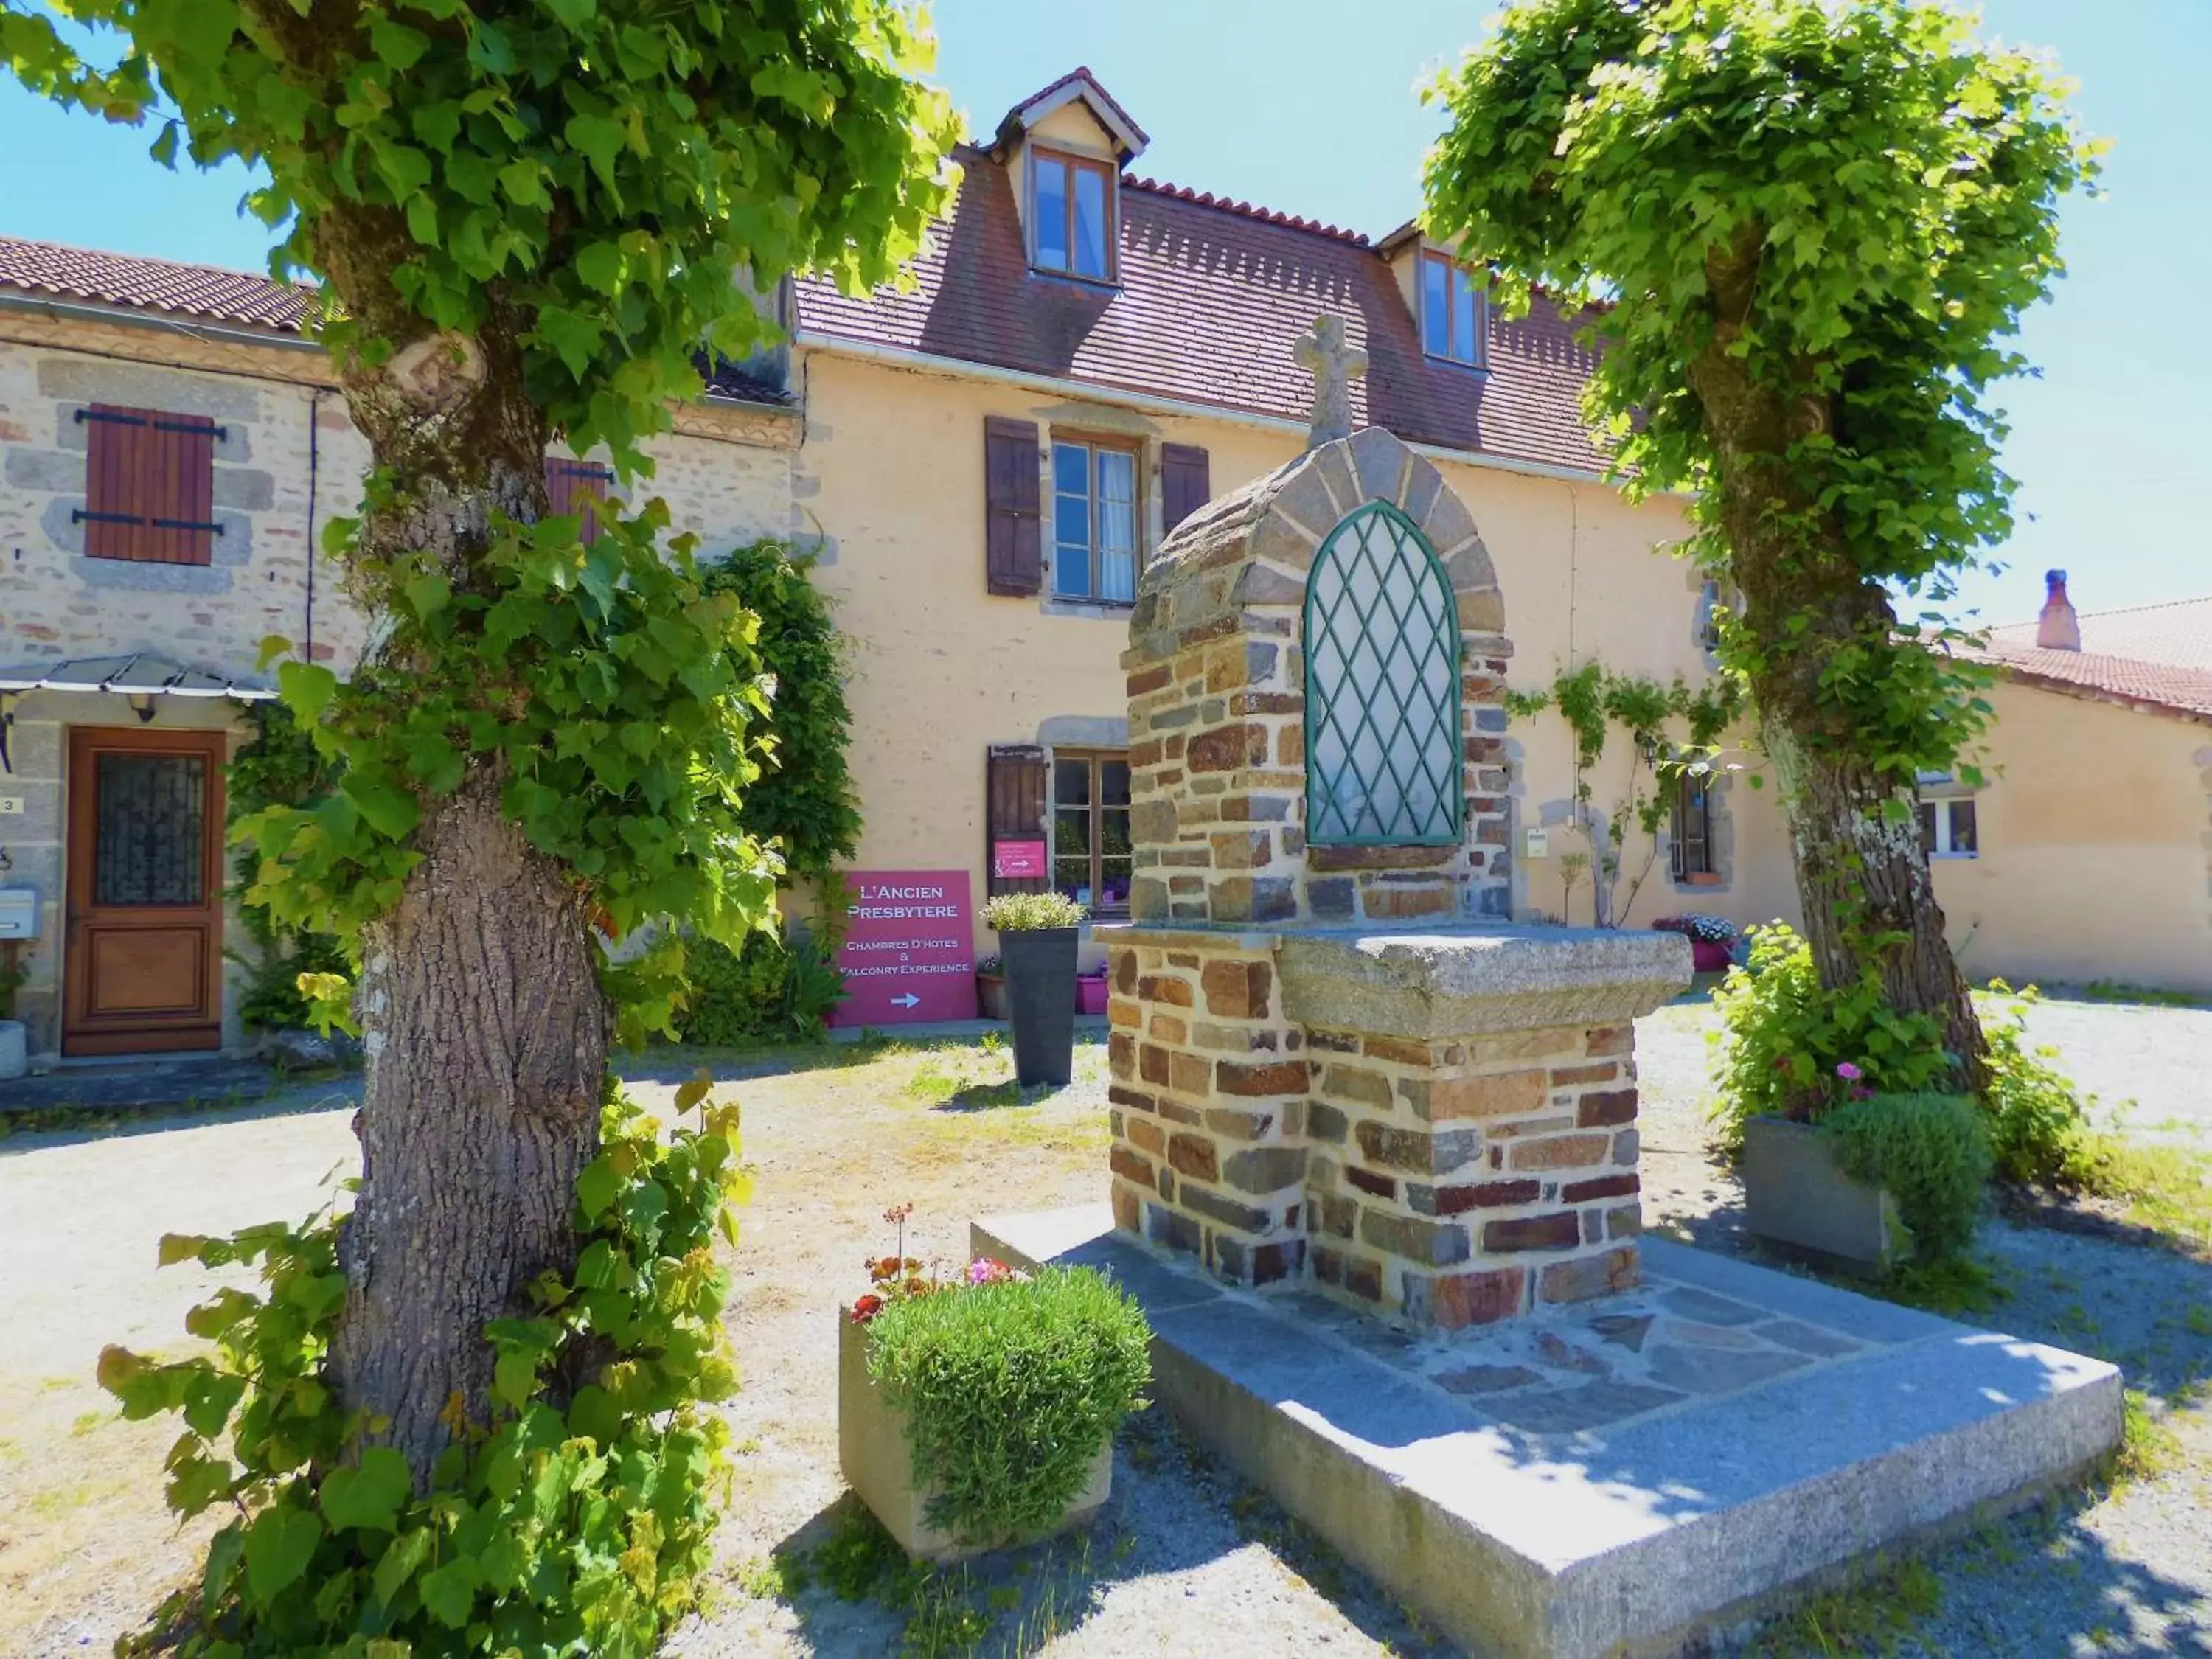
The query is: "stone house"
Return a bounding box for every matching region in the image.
[0,66,1811,1063]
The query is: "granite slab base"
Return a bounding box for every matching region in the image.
[973,1206,2122,1659]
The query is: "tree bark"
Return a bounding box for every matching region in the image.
[335,776,609,1481]
[1686,229,1989,1092]
[299,185,614,1485]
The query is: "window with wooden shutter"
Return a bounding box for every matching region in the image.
[76,403,221,566]
[986,744,1049,895]
[546,456,615,543]
[984,418,1042,596]
[1161,442,1210,539]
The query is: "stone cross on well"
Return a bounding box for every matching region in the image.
[1104,424,1691,1332]
[1293,314,1368,448]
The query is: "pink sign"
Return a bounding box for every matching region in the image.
[830,869,978,1027]
[992,838,1048,880]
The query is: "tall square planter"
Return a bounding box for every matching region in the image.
[836,1307,1113,1562]
[1000,926,1077,1086]
[1741,1116,1900,1276]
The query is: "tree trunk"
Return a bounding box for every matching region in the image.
[298,191,613,1484]
[1687,229,1989,1093]
[1764,721,1987,1089]
[333,773,608,1481]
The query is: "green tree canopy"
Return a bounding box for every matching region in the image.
[1425,0,2098,1077]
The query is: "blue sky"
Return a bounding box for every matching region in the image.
[2,0,2201,627]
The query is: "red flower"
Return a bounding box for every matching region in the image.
[849,1293,884,1324]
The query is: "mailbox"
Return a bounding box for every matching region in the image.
[0,888,37,939]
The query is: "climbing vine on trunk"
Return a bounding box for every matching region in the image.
[6,0,956,1649]
[1425,0,2099,1088]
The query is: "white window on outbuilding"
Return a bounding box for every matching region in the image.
[1916,771,1979,859]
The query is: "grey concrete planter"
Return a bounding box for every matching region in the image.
[0,1020,25,1082]
[976,973,1009,1023]
[1741,1116,1901,1276]
[837,1306,1112,1562]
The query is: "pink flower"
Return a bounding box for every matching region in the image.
[967,1257,1012,1286]
[1835,1062,1863,1082]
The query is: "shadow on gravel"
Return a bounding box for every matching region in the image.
[0,1077,357,1154]
[754,1408,1454,1658]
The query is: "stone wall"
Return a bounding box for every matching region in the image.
[1122,426,1512,930]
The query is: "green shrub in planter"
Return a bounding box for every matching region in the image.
[981,891,1089,932]
[1823,1093,1992,1262]
[864,1265,1150,1547]
[1709,923,1952,1142]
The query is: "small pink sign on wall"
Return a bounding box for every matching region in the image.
[992,838,1048,880]
[829,870,978,1027]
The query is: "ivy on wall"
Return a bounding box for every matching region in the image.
[1507,661,1739,927]
[226,701,349,1034]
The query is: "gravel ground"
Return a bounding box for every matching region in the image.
[2,1004,2208,1658]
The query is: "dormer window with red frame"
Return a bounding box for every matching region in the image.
[1031,148,1116,282]
[1420,251,1486,369]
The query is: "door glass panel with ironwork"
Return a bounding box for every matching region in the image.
[1304,504,1463,845]
[93,753,206,906]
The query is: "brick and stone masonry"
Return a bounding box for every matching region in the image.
[1102,420,1690,1332]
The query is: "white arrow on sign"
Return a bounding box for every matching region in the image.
[890,993,921,1009]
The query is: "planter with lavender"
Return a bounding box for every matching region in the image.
[975,955,1009,1023]
[1654,913,1736,975]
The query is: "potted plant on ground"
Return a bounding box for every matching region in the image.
[1077,962,1110,1017]
[839,1206,1150,1561]
[982,891,1088,1086]
[1654,913,1736,974]
[0,943,32,1082]
[1715,924,1987,1274]
[975,954,1009,1023]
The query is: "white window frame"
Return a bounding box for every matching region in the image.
[1028,145,1118,285]
[1918,785,1979,860]
[1418,248,1488,370]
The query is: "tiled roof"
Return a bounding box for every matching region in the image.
[0,235,794,408]
[0,234,315,331]
[1984,594,2212,673]
[1964,628,2212,726]
[792,148,1611,477]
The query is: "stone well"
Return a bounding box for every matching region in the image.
[1102,422,1691,1331]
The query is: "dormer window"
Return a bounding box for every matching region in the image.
[1419,251,1486,369]
[1032,147,1116,282]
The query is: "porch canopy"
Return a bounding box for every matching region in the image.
[0,652,276,701]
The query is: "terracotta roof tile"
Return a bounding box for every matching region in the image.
[1959,634,2212,724]
[793,149,1611,477]
[1986,594,2212,673]
[0,234,315,331]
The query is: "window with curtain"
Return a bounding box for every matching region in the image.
[1419,251,1486,369]
[1051,437,1139,603]
[1052,751,1133,914]
[1032,148,1115,282]
[1672,771,1715,880]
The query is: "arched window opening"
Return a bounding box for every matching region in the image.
[1303,502,1463,846]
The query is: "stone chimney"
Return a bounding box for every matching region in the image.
[2037,569,2081,651]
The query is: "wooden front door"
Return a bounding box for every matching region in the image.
[64,727,226,1055]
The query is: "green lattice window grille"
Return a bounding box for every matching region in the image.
[1304,501,1464,846]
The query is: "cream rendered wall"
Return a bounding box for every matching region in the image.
[794,346,1799,958]
[1935,681,2212,994]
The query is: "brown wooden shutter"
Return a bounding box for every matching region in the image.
[983,417,1041,596]
[986,743,1049,895]
[546,457,613,542]
[1161,442,1210,538]
[79,405,218,566]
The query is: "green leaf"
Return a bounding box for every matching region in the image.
[148,122,179,167]
[418,1557,481,1628]
[159,1232,214,1265]
[546,0,597,29]
[574,240,625,296]
[371,1526,432,1606]
[201,1520,247,1613]
[341,776,422,841]
[493,1346,540,1410]
[243,1506,322,1606]
[563,112,627,192]
[575,1155,623,1221]
[276,660,339,720]
[319,1447,411,1534]
[368,18,430,70]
